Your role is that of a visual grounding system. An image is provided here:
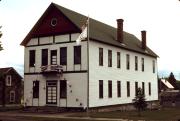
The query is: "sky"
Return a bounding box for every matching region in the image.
[1,0,180,78]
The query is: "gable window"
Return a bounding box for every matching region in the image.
[108,50,112,67]
[29,50,35,67]
[153,60,155,73]
[117,52,121,68]
[99,80,103,98]
[33,81,39,98]
[126,54,130,70]
[74,46,81,64]
[141,58,144,72]
[108,80,112,98]
[10,91,15,103]
[60,80,67,98]
[6,75,12,86]
[149,82,151,96]
[99,48,103,66]
[135,56,138,71]
[142,82,145,95]
[42,49,48,66]
[51,50,57,65]
[60,47,67,65]
[127,81,130,97]
[135,82,138,96]
[117,81,121,97]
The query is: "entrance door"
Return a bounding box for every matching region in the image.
[46,81,57,104]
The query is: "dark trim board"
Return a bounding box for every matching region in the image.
[24,70,87,75]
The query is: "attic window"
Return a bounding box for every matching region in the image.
[51,18,57,26]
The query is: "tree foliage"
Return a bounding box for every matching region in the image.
[132,87,147,116]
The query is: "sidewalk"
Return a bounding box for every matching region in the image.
[0,111,130,121]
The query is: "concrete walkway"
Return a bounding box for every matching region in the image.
[0,111,133,121]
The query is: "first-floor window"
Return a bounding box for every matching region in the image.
[149,82,151,96]
[117,81,121,97]
[127,81,130,97]
[60,80,67,98]
[33,81,39,98]
[108,80,112,98]
[99,80,103,98]
[142,82,145,95]
[10,91,15,103]
[135,82,138,96]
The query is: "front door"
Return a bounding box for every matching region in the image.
[46,80,57,105]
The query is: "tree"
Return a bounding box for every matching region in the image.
[132,87,147,116]
[168,72,177,89]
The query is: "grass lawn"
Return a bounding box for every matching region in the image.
[69,107,180,121]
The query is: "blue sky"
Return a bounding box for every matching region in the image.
[1,0,180,78]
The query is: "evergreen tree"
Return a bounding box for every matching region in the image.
[132,87,147,116]
[168,72,177,89]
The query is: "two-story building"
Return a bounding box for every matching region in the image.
[21,3,158,109]
[0,67,22,107]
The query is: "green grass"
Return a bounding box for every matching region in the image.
[69,108,180,121]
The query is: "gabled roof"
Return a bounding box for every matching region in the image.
[21,3,158,57]
[161,79,174,89]
[0,67,22,79]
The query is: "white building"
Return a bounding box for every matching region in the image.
[21,3,158,109]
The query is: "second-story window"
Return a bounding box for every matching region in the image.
[108,50,112,67]
[117,52,121,68]
[99,48,103,66]
[126,54,130,70]
[135,56,138,71]
[153,60,155,73]
[74,46,81,64]
[141,58,144,72]
[42,49,48,66]
[29,50,35,67]
[60,47,67,65]
[51,50,57,65]
[6,75,12,86]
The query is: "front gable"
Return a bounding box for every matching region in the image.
[21,3,80,46]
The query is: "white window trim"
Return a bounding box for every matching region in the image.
[10,91,15,103]
[6,75,12,86]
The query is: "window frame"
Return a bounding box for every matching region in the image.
[41,49,48,66]
[29,50,35,67]
[6,75,12,86]
[108,50,112,67]
[117,81,121,97]
[149,82,151,96]
[141,58,144,72]
[60,47,67,65]
[108,80,112,98]
[126,54,130,70]
[99,80,103,98]
[153,60,155,73]
[135,82,138,96]
[99,48,103,66]
[117,52,121,68]
[60,80,67,98]
[10,91,15,103]
[74,46,81,65]
[127,81,130,97]
[50,50,57,65]
[135,56,138,71]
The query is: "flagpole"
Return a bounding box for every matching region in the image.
[87,16,90,117]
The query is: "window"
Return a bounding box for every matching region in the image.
[29,50,35,67]
[117,52,121,68]
[99,48,103,66]
[60,80,67,98]
[74,46,81,64]
[127,81,130,97]
[135,82,138,96]
[10,91,15,103]
[60,47,67,65]
[108,80,112,98]
[117,81,121,97]
[135,56,138,71]
[108,50,112,67]
[51,50,57,65]
[6,75,12,86]
[141,58,144,72]
[99,80,103,98]
[126,54,130,70]
[153,60,155,73]
[33,81,39,98]
[42,49,48,66]
[149,82,151,96]
[142,82,145,95]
